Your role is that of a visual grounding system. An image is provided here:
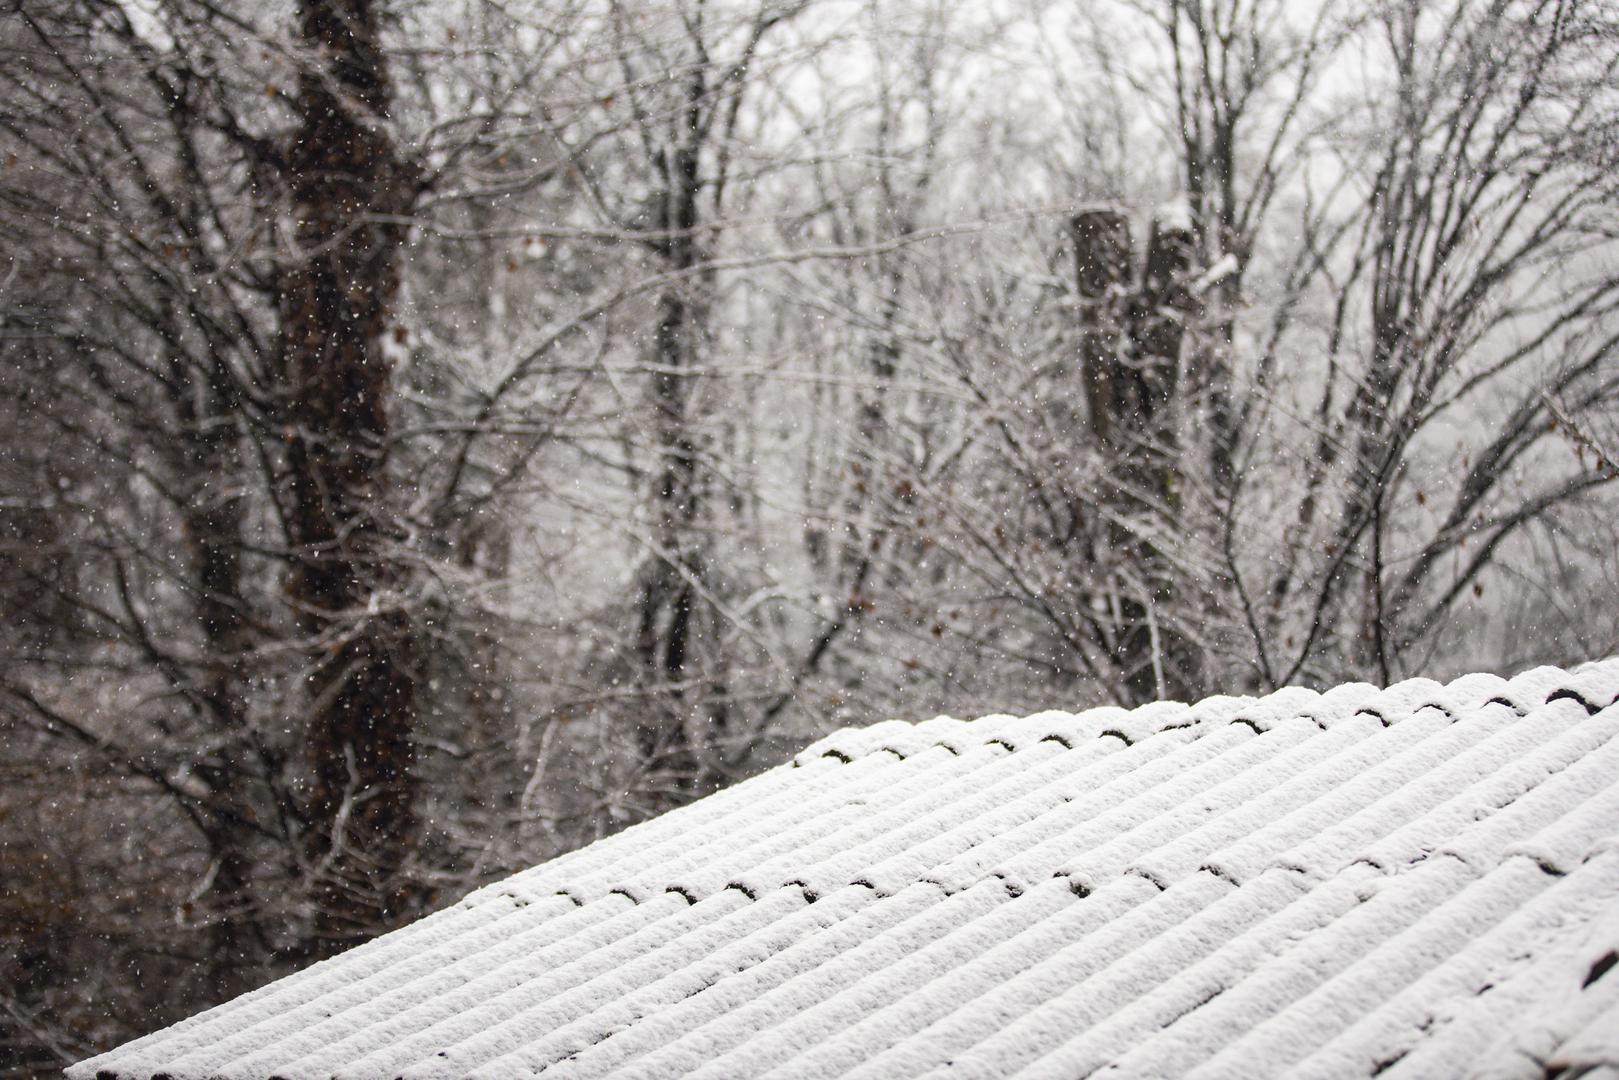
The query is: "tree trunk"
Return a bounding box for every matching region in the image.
[177,406,263,998]
[277,0,420,956]
[1071,210,1132,450]
[1070,209,1203,703]
[634,96,720,795]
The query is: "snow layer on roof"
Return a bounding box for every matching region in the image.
[71,658,1619,1080]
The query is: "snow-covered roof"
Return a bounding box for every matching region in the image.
[72,659,1619,1080]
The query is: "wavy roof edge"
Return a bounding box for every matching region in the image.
[65,657,1619,1080]
[794,658,1619,766]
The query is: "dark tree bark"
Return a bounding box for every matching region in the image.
[634,78,716,793]
[1071,209,1133,451]
[175,385,264,998]
[1070,209,1203,703]
[276,0,421,955]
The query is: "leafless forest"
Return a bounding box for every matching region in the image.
[1,0,1616,1071]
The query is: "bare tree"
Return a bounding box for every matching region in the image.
[276,0,425,956]
[1246,0,1619,685]
[5,0,1618,1073]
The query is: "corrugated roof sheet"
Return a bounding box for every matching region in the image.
[70,658,1619,1080]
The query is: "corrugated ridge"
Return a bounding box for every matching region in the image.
[65,659,1619,1080]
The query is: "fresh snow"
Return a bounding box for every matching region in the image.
[70,658,1619,1080]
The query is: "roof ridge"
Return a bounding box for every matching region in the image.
[66,657,1619,1080]
[531,666,1619,911]
[791,661,1619,768]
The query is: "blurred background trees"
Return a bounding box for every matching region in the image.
[1,0,1615,1072]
